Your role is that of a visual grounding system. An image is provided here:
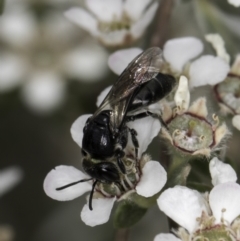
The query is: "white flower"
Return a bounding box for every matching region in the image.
[155,158,240,241]
[44,88,166,226]
[0,166,23,197]
[108,37,230,88]
[64,0,159,47]
[0,5,108,113]
[228,0,240,7]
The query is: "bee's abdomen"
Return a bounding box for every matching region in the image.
[129,73,176,111]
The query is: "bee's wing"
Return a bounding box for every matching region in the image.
[93,47,164,131]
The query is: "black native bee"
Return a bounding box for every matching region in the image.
[56,47,177,210]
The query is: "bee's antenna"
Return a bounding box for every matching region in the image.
[89,180,98,211]
[56,178,93,190]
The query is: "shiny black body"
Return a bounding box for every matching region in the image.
[82,72,176,184]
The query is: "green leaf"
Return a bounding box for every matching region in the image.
[0,0,4,15]
[113,201,147,228]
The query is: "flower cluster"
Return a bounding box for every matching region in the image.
[155,157,240,241]
[44,34,234,230]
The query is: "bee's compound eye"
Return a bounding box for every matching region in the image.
[81,149,87,156]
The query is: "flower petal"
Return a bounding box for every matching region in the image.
[157,186,208,233]
[96,86,112,107]
[174,75,190,114]
[0,7,37,47]
[228,0,240,7]
[154,233,181,241]
[86,0,122,22]
[124,0,152,21]
[43,166,92,201]
[189,55,230,87]
[163,37,203,72]
[205,34,230,63]
[70,114,92,148]
[81,196,116,226]
[126,116,161,156]
[232,115,240,130]
[0,53,27,92]
[231,54,240,76]
[21,71,66,113]
[209,157,237,186]
[136,161,167,197]
[0,166,23,197]
[130,2,159,39]
[209,182,240,224]
[108,48,143,75]
[99,29,129,46]
[62,43,108,82]
[64,8,99,36]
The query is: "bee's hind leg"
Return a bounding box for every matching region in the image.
[129,128,139,161]
[115,148,126,174]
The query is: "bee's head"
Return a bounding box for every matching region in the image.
[82,153,120,184]
[55,151,121,211]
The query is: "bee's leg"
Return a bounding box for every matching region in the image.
[129,128,139,160]
[115,149,126,174]
[126,111,168,130]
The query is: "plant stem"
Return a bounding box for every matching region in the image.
[166,154,191,188]
[0,0,4,15]
[150,0,175,48]
[114,228,129,241]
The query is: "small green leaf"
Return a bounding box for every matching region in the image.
[113,201,147,228]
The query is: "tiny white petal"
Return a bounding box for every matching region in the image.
[126,116,161,156]
[205,34,230,63]
[154,233,181,241]
[70,114,92,148]
[86,0,122,22]
[99,29,128,46]
[43,166,92,201]
[108,48,143,75]
[21,71,66,113]
[174,75,190,113]
[124,0,152,21]
[64,8,99,36]
[136,161,167,197]
[0,166,23,197]
[81,197,116,226]
[96,86,112,107]
[189,55,230,87]
[232,115,240,130]
[228,0,240,7]
[163,37,203,72]
[209,157,237,186]
[231,54,240,76]
[0,53,27,92]
[209,182,240,224]
[158,186,208,233]
[130,2,159,39]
